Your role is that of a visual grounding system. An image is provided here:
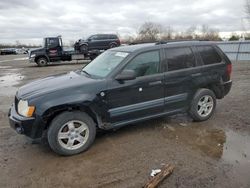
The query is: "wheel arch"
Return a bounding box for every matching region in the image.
[79,42,88,47]
[204,83,224,99]
[42,104,102,131]
[35,55,49,63]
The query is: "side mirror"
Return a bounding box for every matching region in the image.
[88,38,92,41]
[115,70,136,81]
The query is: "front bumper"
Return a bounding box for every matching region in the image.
[8,104,45,139]
[29,57,35,63]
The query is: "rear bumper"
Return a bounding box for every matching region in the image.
[8,104,45,139]
[223,80,232,96]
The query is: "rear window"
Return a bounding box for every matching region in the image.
[197,46,222,65]
[165,47,196,71]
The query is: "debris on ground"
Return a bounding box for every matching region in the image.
[150,169,161,177]
[179,123,188,127]
[164,125,175,131]
[144,164,174,188]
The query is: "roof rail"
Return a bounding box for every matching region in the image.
[155,39,205,45]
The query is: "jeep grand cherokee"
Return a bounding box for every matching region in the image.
[9,41,232,155]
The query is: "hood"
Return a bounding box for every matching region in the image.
[17,71,100,100]
[30,47,44,53]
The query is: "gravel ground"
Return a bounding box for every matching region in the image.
[0,54,250,188]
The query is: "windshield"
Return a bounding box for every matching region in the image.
[82,51,129,78]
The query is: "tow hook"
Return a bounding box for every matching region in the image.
[16,127,24,134]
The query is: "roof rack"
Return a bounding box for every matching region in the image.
[155,39,206,45]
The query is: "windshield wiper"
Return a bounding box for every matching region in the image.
[82,70,91,77]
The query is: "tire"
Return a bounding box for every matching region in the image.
[189,89,216,122]
[47,111,96,156]
[36,57,48,67]
[80,45,88,53]
[109,43,117,48]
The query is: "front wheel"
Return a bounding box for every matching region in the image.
[189,89,216,122]
[47,111,96,156]
[36,57,48,67]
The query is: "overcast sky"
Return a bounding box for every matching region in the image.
[0,0,247,44]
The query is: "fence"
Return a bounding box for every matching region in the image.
[216,41,250,61]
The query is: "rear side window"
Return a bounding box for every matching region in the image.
[110,35,118,39]
[165,47,196,71]
[197,46,222,65]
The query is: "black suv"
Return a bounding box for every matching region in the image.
[9,41,232,155]
[76,34,121,53]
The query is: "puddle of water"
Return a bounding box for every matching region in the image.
[222,130,250,164]
[0,57,28,63]
[0,66,12,69]
[13,57,28,61]
[0,73,24,96]
[163,122,250,164]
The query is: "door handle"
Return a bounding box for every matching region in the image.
[149,80,162,86]
[191,73,202,77]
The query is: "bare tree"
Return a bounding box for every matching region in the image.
[160,26,174,40]
[199,25,220,41]
[245,0,250,17]
[185,26,197,39]
[137,22,162,42]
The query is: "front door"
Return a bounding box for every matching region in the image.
[105,50,165,125]
[46,38,62,61]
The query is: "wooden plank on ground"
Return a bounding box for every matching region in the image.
[144,164,174,188]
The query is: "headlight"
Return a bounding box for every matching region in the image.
[30,54,36,58]
[17,100,35,117]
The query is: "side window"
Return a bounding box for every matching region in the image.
[197,46,222,65]
[98,35,106,40]
[166,47,196,71]
[124,51,160,77]
[110,35,117,39]
[47,38,59,48]
[89,35,99,40]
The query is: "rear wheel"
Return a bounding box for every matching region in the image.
[109,43,117,48]
[47,111,96,156]
[36,57,48,67]
[80,45,88,53]
[189,89,216,122]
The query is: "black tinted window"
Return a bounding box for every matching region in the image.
[166,47,196,71]
[47,38,59,48]
[197,46,222,65]
[110,35,118,39]
[89,35,99,40]
[99,35,107,40]
[124,51,160,77]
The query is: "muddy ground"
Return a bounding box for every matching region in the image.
[0,54,250,188]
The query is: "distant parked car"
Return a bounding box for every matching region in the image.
[0,48,17,55]
[76,34,121,53]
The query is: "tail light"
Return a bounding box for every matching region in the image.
[118,38,121,44]
[226,64,232,78]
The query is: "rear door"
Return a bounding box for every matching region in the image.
[195,45,226,85]
[163,46,199,112]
